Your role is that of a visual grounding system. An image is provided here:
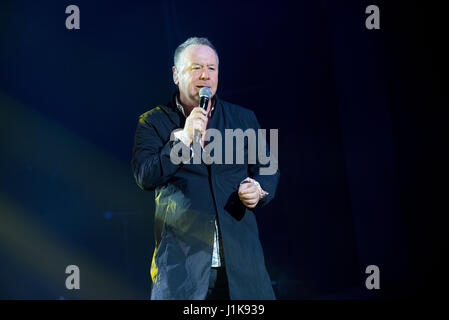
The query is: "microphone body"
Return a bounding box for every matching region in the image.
[194,87,212,145]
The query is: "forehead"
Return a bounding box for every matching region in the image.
[181,44,218,65]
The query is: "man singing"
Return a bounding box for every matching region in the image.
[131,37,279,300]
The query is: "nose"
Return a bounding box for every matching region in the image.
[200,67,209,80]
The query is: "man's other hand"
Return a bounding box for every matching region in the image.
[238,181,260,209]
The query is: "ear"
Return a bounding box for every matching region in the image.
[172,66,179,85]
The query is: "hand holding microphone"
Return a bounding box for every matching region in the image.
[180,87,212,146]
[193,87,212,145]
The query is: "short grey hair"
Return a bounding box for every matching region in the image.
[173,37,219,69]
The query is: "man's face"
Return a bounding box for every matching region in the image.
[173,44,218,107]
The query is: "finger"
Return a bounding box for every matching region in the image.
[242,200,257,208]
[239,191,259,200]
[193,127,205,136]
[239,182,254,191]
[239,186,257,193]
[243,198,258,205]
[239,185,258,194]
[239,189,257,198]
[191,115,208,126]
[198,114,208,122]
[244,201,257,208]
[192,107,208,116]
[193,117,207,126]
[245,185,258,193]
[193,118,207,129]
[193,121,207,134]
[240,195,259,203]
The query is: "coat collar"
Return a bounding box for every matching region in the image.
[163,91,221,126]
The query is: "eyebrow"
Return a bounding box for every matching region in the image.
[191,63,217,67]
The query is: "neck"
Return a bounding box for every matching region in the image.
[178,95,196,116]
[178,94,213,117]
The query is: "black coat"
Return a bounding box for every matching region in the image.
[131,93,280,299]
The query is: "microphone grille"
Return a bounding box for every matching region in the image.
[199,87,212,98]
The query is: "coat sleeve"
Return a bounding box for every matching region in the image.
[247,111,280,208]
[131,115,182,191]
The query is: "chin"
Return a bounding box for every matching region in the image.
[189,95,200,104]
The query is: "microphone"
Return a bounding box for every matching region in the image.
[194,87,212,145]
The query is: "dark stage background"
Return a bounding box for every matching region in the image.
[0,0,446,299]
